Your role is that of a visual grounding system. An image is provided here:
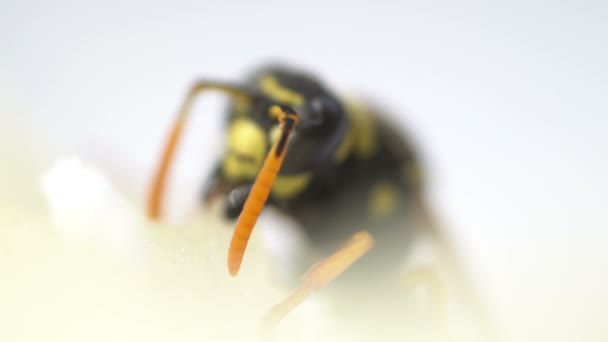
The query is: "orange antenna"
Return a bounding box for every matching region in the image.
[227,105,300,276]
[147,81,251,220]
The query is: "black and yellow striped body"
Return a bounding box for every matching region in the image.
[274,115,424,281]
[207,64,425,282]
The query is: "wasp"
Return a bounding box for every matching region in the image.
[145,64,468,334]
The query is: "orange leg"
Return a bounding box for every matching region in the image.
[261,231,375,331]
[227,105,300,276]
[146,81,251,220]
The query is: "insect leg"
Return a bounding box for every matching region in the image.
[261,230,375,331]
[146,81,251,220]
[413,196,497,340]
[227,105,300,276]
[402,265,447,332]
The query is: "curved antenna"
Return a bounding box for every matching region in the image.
[146,81,252,220]
[227,105,300,276]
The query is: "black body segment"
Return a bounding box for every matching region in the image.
[208,63,426,281]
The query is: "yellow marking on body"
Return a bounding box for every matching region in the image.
[271,173,312,199]
[335,100,378,161]
[266,123,310,199]
[368,182,400,219]
[222,118,267,180]
[349,101,378,158]
[259,75,304,106]
[334,121,356,162]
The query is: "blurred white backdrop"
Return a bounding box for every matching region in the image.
[1,1,607,341]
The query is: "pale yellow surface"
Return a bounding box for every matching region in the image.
[0,117,492,342]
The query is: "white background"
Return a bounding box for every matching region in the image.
[1,1,607,340]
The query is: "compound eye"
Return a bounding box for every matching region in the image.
[311,95,340,117]
[300,95,342,132]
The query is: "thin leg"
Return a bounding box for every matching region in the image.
[146,81,251,220]
[402,266,447,332]
[414,195,498,341]
[261,231,374,331]
[227,105,300,276]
